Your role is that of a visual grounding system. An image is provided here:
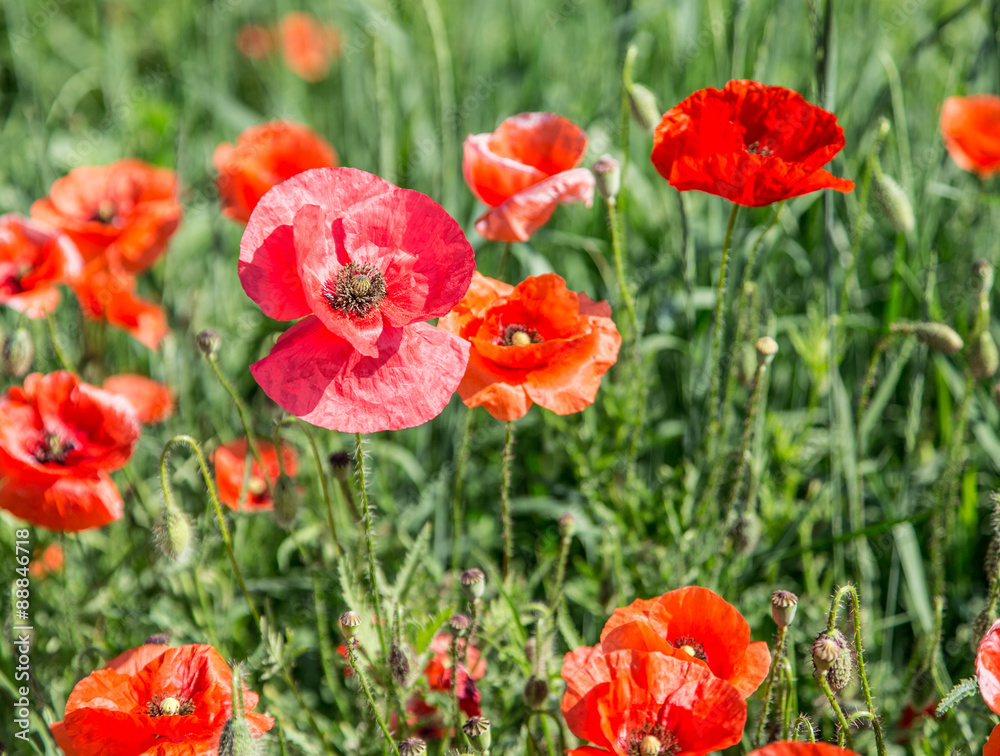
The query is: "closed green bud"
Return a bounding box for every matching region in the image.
[872,173,914,234]
[154,504,194,564]
[592,155,621,201]
[558,512,576,539]
[272,474,299,529]
[969,330,1000,380]
[628,83,661,133]
[523,676,548,708]
[217,717,262,756]
[2,328,34,377]
[890,321,964,355]
[196,329,221,357]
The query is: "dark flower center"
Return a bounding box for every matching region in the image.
[145,693,195,717]
[92,200,118,224]
[624,724,679,756]
[672,636,708,663]
[322,262,387,319]
[745,140,773,157]
[499,324,542,347]
[33,432,76,465]
[0,263,31,295]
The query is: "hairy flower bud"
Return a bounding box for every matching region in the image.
[196,328,221,357]
[592,154,621,201]
[812,630,851,690]
[389,644,411,686]
[770,590,798,628]
[154,504,194,564]
[217,717,262,756]
[272,474,299,529]
[2,328,33,377]
[872,173,915,234]
[729,511,761,555]
[523,675,549,708]
[890,321,964,355]
[628,83,661,133]
[460,568,486,601]
[969,330,1000,380]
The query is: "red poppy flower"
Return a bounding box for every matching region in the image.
[424,633,486,717]
[439,272,621,421]
[940,95,1000,177]
[239,167,474,432]
[236,23,274,59]
[747,745,861,756]
[71,258,169,349]
[51,644,273,756]
[561,649,745,756]
[279,12,340,82]
[0,371,140,531]
[463,112,595,242]
[977,618,1000,717]
[596,586,771,697]
[28,542,64,579]
[213,438,298,511]
[214,120,339,224]
[30,159,182,274]
[0,214,82,318]
[988,726,1000,756]
[651,80,854,207]
[102,374,175,424]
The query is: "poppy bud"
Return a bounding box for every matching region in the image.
[144,633,170,645]
[462,717,491,751]
[754,336,778,367]
[968,330,1000,380]
[628,83,661,133]
[272,474,299,529]
[217,717,261,756]
[736,341,758,387]
[974,259,995,296]
[339,611,361,638]
[770,590,798,628]
[558,512,575,539]
[154,504,194,564]
[449,614,471,633]
[328,451,352,480]
[592,154,621,202]
[523,675,548,708]
[389,644,411,686]
[196,328,221,357]
[729,511,761,555]
[2,327,34,377]
[872,173,915,234]
[461,568,486,601]
[890,321,964,355]
[398,738,427,756]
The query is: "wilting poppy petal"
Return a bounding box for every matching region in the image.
[213,437,299,511]
[279,12,339,82]
[651,80,854,206]
[748,744,862,756]
[102,374,175,424]
[214,120,338,224]
[940,95,1000,177]
[463,112,595,241]
[0,214,82,318]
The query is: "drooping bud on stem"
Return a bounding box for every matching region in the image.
[218,664,261,756]
[969,331,1000,380]
[523,675,548,708]
[889,321,964,355]
[627,83,661,133]
[154,503,194,564]
[389,644,411,686]
[872,173,915,234]
[196,329,221,358]
[593,154,621,202]
[271,474,299,529]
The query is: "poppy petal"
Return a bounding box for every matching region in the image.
[474,167,595,242]
[102,375,175,424]
[748,744,863,756]
[987,724,1000,756]
[940,95,1000,177]
[977,618,1000,715]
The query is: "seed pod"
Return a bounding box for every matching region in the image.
[272,474,299,529]
[969,330,1000,380]
[639,736,661,756]
[872,173,915,234]
[154,505,194,565]
[2,328,34,377]
[523,676,549,708]
[339,611,361,639]
[398,739,427,756]
[196,329,221,357]
[449,614,470,633]
[460,568,486,601]
[558,512,576,539]
[770,590,799,628]
[754,336,778,367]
[592,154,621,202]
[462,717,491,752]
[628,83,661,133]
[812,630,851,691]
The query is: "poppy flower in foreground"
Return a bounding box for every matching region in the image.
[213,437,299,511]
[0,214,82,318]
[747,745,861,756]
[279,11,341,82]
[940,95,1000,177]
[31,158,182,273]
[439,272,621,421]
[976,618,1000,752]
[425,632,487,717]
[239,167,475,432]
[651,80,854,206]
[214,120,339,224]
[596,586,771,697]
[0,371,140,531]
[463,112,596,242]
[71,258,169,349]
[561,649,746,756]
[50,644,273,756]
[102,374,175,424]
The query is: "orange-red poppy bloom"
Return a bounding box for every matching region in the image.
[747,745,861,756]
[988,726,1000,756]
[28,542,64,579]
[977,618,1000,753]
[561,649,746,756]
[279,12,340,82]
[0,371,140,531]
[30,159,182,274]
[0,214,82,318]
[463,112,596,241]
[651,80,854,206]
[597,586,771,697]
[214,120,338,224]
[50,644,273,756]
[213,437,299,511]
[71,258,169,349]
[424,633,487,717]
[102,374,175,424]
[236,23,274,59]
[439,272,621,421]
[940,95,1000,177]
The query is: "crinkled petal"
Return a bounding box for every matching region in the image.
[474,168,595,242]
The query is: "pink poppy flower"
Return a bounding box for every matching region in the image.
[239,167,475,432]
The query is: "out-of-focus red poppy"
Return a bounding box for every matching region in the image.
[236,23,274,59]
[28,543,64,579]
[214,120,338,224]
[0,214,82,318]
[30,159,182,274]
[71,258,168,350]
[747,745,861,756]
[595,586,771,697]
[940,95,1000,177]
[102,374,175,424]
[279,12,341,82]
[239,167,474,432]
[988,725,1000,756]
[463,112,595,242]
[213,437,298,511]
[439,272,620,421]
[50,644,272,756]
[0,371,140,532]
[561,649,745,756]
[977,619,1000,724]
[424,633,486,717]
[651,80,854,207]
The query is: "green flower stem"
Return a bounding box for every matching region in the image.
[817,673,854,750]
[827,584,886,756]
[501,420,515,581]
[356,432,388,657]
[753,625,787,747]
[620,44,637,185]
[857,333,901,422]
[706,204,740,462]
[790,714,816,743]
[205,354,270,494]
[726,355,770,517]
[450,631,464,745]
[497,242,512,279]
[420,0,456,209]
[346,639,401,756]
[606,196,637,337]
[452,408,474,571]
[549,525,572,618]
[45,311,73,372]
